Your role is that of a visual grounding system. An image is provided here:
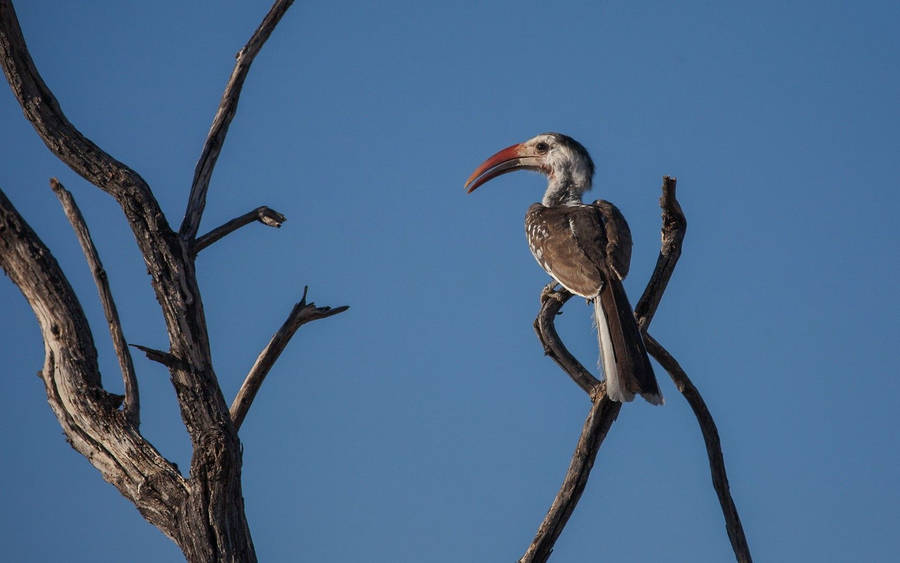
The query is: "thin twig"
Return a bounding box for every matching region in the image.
[180,0,295,240]
[50,178,140,426]
[193,206,286,254]
[230,287,348,431]
[130,344,186,371]
[645,332,752,563]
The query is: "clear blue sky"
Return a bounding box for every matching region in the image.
[1,1,897,561]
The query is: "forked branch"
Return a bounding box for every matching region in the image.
[636,178,750,561]
[524,176,749,562]
[180,0,295,240]
[50,178,140,427]
[230,287,349,431]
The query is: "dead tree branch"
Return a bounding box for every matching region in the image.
[50,178,141,426]
[231,287,349,431]
[0,1,347,560]
[637,177,751,561]
[519,392,620,563]
[645,333,752,562]
[635,176,686,329]
[1,2,253,555]
[532,286,600,396]
[0,187,188,538]
[194,205,286,254]
[180,0,295,240]
[523,176,750,562]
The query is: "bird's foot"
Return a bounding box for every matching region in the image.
[540,281,565,304]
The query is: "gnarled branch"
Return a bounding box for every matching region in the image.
[230,287,349,431]
[0,186,187,538]
[180,0,295,240]
[635,176,686,329]
[1,1,306,560]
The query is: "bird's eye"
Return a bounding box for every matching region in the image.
[536,142,550,154]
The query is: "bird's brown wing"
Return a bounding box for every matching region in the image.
[589,200,633,280]
[526,203,606,297]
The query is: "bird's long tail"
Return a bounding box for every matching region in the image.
[593,279,663,405]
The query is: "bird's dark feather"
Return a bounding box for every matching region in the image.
[525,200,660,403]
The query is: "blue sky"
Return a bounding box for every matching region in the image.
[1,1,898,561]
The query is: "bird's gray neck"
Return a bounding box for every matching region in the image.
[542,176,586,207]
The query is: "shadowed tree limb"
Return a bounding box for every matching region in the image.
[50,178,140,427]
[194,205,286,254]
[180,0,295,240]
[523,176,750,563]
[230,287,349,431]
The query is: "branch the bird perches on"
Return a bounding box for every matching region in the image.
[521,177,752,563]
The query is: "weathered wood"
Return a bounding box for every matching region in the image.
[180,0,295,240]
[634,176,685,329]
[645,333,752,563]
[194,205,286,254]
[50,178,140,427]
[0,1,348,561]
[519,393,620,563]
[532,285,600,395]
[0,187,188,539]
[634,177,751,561]
[231,287,349,431]
[1,2,255,558]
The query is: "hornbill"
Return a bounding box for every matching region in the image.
[465,133,663,405]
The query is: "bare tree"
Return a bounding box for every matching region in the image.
[1,1,751,560]
[0,1,347,561]
[519,178,752,562]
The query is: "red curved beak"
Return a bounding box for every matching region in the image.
[464,143,528,193]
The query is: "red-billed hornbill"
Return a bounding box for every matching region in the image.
[465,133,662,404]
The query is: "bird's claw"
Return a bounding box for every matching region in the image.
[540,281,565,304]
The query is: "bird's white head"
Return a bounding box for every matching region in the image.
[464,132,595,206]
